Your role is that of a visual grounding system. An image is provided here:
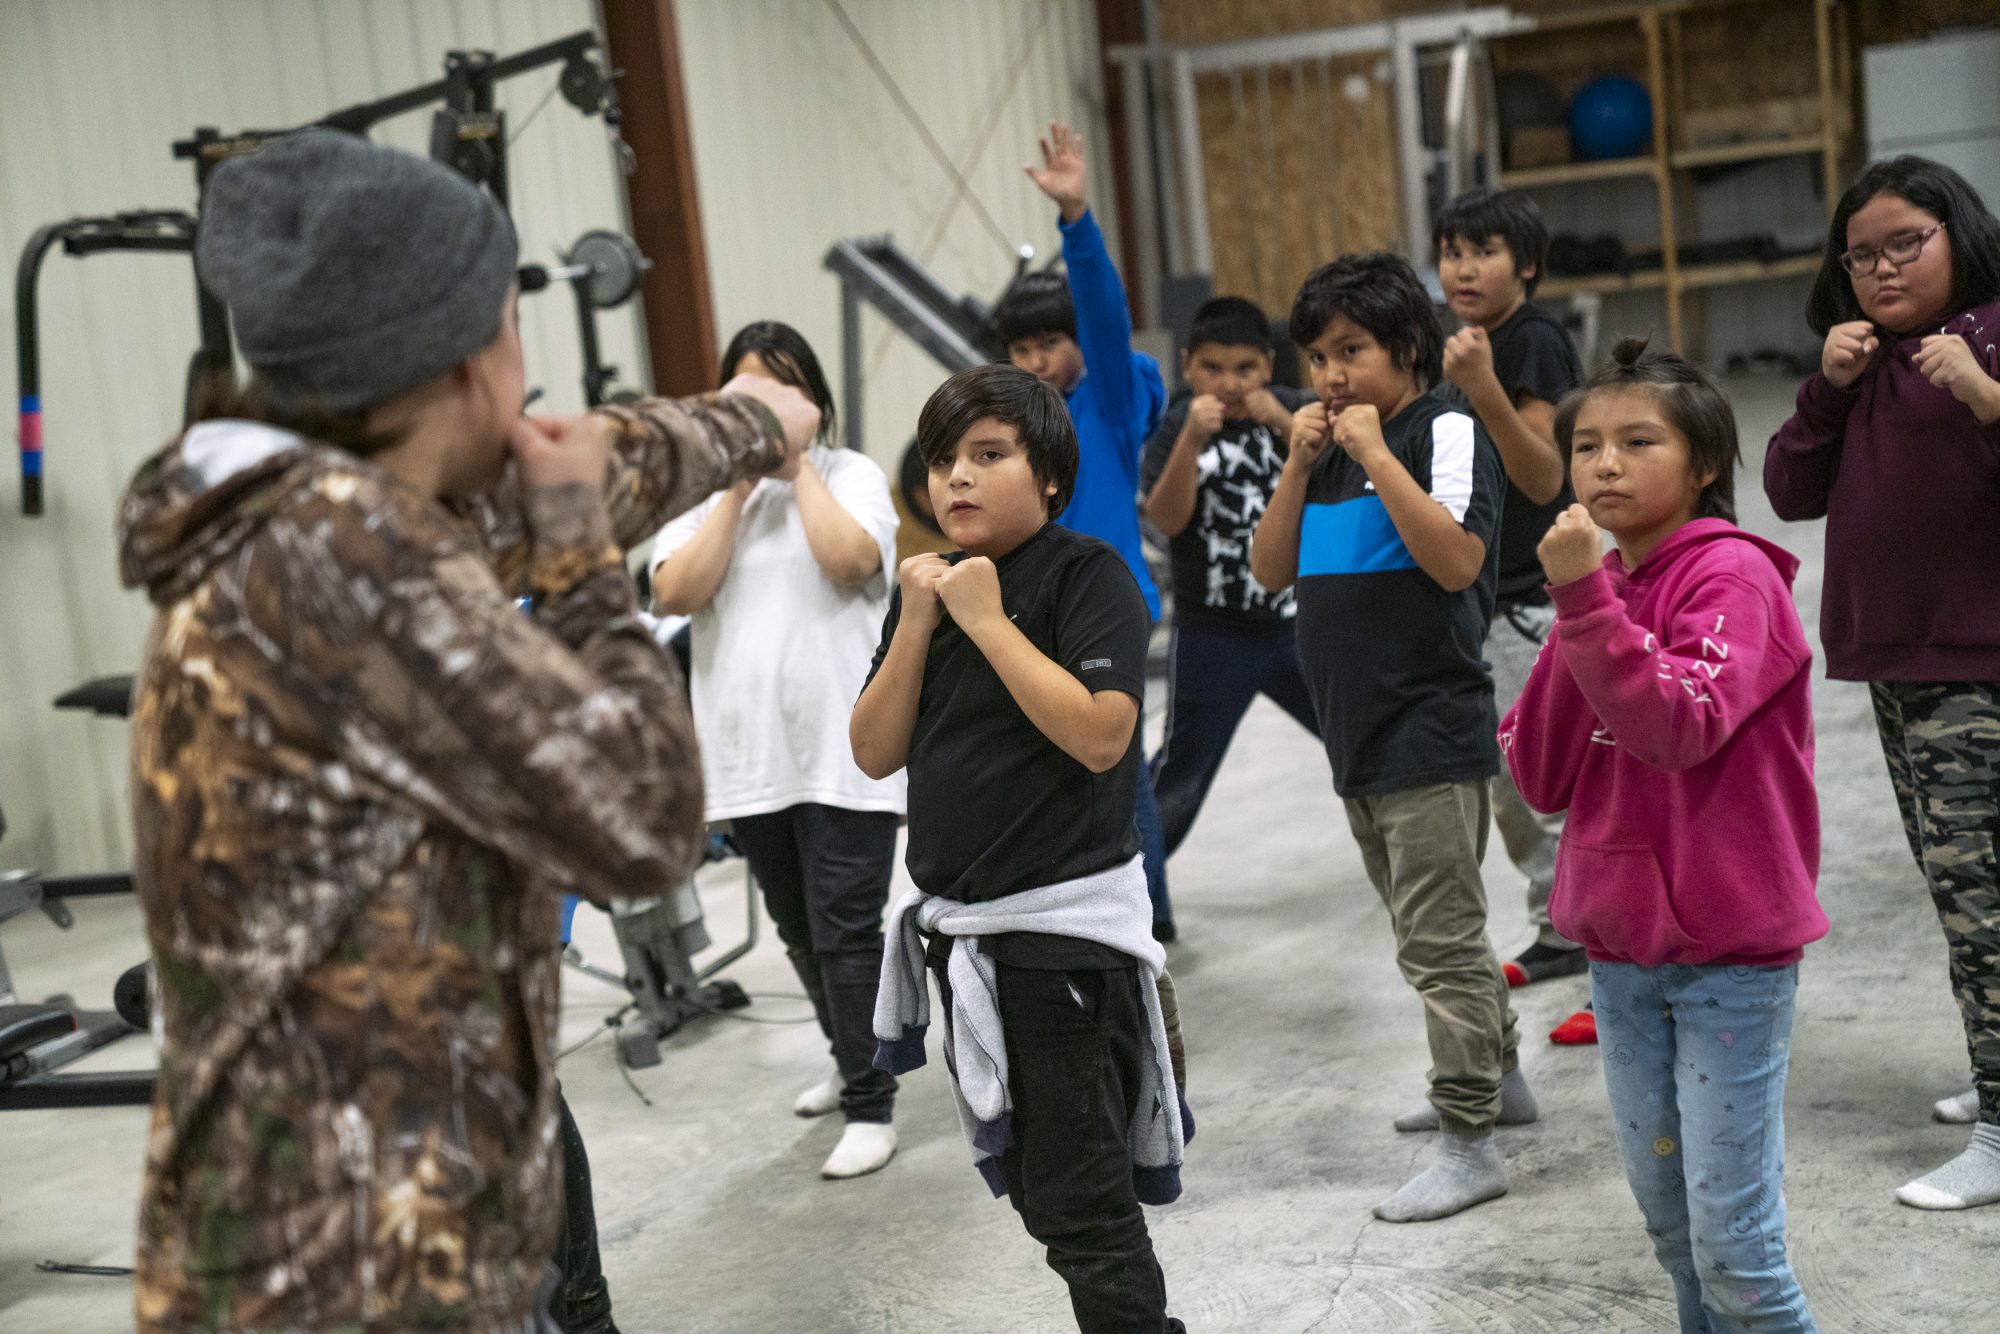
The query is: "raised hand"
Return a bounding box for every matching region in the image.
[510,414,615,491]
[1820,319,1880,390]
[1537,503,1604,586]
[1183,394,1226,445]
[1025,120,1089,223]
[720,373,822,473]
[896,553,951,633]
[1287,401,1332,472]
[935,555,1005,633]
[1243,386,1293,432]
[1915,334,1999,412]
[1331,402,1387,464]
[1442,326,1496,397]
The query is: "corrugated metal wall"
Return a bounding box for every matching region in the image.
[0,0,1116,876]
[676,0,1115,465]
[0,0,645,873]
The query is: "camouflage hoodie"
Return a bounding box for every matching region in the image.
[116,395,785,1332]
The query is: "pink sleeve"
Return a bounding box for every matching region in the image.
[1550,562,1802,773]
[1497,614,1592,813]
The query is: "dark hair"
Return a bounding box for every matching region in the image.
[1186,295,1276,356]
[915,364,1077,517]
[720,320,838,444]
[188,366,408,457]
[1432,186,1551,298]
[1288,252,1443,388]
[897,436,944,534]
[1554,337,1740,523]
[1806,155,2000,336]
[994,271,1076,344]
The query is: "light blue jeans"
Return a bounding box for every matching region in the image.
[1592,961,1816,1333]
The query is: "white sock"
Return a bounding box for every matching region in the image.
[1932,1089,1980,1125]
[793,1069,842,1118]
[1895,1122,2000,1210]
[820,1122,896,1180]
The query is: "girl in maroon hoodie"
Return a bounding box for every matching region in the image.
[1766,156,2000,1212]
[1502,340,1827,1333]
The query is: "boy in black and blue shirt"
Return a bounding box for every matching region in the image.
[1251,252,1532,1224]
[1139,297,1320,857]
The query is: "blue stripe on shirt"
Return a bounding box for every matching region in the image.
[1298,496,1418,576]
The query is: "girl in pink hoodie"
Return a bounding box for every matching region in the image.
[1501,339,1827,1334]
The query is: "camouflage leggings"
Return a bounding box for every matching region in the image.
[1870,680,2000,1125]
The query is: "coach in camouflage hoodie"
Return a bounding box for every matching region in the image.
[116,129,815,1331]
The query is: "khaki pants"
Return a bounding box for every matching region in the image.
[1344,780,1520,1132]
[1486,602,1574,949]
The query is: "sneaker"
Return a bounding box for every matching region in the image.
[1502,940,1589,987]
[792,1070,842,1118]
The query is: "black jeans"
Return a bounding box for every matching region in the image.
[938,960,1174,1333]
[1150,621,1320,859]
[553,1088,615,1334]
[731,803,900,1123]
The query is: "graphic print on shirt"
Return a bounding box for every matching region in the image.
[1192,423,1294,615]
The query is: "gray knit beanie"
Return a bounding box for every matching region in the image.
[195,127,519,413]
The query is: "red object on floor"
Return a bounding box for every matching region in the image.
[1502,961,1529,987]
[1549,1008,1597,1045]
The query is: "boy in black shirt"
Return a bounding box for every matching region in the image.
[852,365,1184,1333]
[1252,253,1532,1223]
[1435,187,1587,987]
[1140,297,1321,859]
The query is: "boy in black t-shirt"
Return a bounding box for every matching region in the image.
[1435,187,1587,988]
[1251,253,1532,1224]
[1140,296,1321,859]
[852,365,1184,1333]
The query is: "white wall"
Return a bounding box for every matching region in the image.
[675,0,1116,470]
[0,0,644,873]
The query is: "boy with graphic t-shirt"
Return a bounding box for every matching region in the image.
[1435,187,1587,988]
[1140,296,1320,857]
[853,365,1186,1334]
[1252,252,1533,1225]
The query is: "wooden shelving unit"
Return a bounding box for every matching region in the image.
[1490,0,1851,360]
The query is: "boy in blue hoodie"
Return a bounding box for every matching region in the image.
[998,120,1174,937]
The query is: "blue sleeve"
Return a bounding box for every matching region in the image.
[1060,209,1146,437]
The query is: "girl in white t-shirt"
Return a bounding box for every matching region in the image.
[651,322,905,1179]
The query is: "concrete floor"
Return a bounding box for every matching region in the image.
[3,376,1996,1332]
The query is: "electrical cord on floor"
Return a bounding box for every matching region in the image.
[36,1262,134,1277]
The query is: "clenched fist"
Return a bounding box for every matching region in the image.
[1915,333,2000,418]
[1442,326,1497,398]
[1538,503,1605,587]
[896,553,951,633]
[1287,401,1332,473]
[1820,320,1880,391]
[1182,394,1226,445]
[936,556,1005,633]
[1331,402,1387,464]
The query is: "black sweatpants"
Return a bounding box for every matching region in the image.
[938,959,1174,1333]
[732,803,900,1122]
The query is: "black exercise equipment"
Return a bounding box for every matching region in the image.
[0,675,152,1113]
[822,235,1020,455]
[14,29,634,515]
[520,229,653,407]
[14,213,199,516]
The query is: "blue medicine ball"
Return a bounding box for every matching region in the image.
[1568,75,1653,161]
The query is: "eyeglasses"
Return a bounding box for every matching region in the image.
[1839,223,1946,278]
